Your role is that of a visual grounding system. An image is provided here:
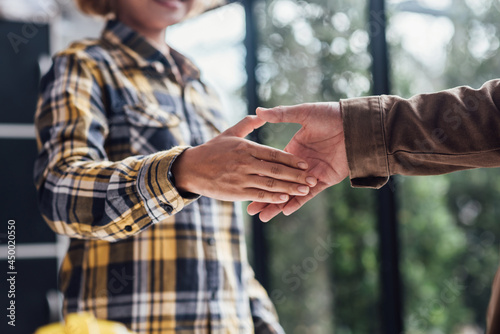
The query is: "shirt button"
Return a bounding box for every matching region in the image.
[125,225,133,232]
[161,202,173,214]
[207,237,216,246]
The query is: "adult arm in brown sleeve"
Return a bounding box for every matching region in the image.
[344,79,500,188]
[247,79,500,221]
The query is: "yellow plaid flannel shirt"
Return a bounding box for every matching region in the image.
[34,19,283,334]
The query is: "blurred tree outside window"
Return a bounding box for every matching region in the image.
[389,0,500,333]
[166,3,248,126]
[255,1,379,333]
[255,0,500,333]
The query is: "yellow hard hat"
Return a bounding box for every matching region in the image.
[34,312,136,334]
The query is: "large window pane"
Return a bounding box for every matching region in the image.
[166,3,247,125]
[388,1,500,332]
[255,1,380,332]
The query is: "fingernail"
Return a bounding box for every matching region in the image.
[258,107,269,110]
[298,162,308,169]
[280,194,289,201]
[298,185,309,194]
[306,177,317,186]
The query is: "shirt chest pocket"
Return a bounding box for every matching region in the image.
[122,104,186,155]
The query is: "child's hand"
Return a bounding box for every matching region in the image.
[171,116,317,203]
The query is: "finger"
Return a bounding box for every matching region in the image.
[246,175,310,196]
[282,183,328,216]
[251,143,309,170]
[247,201,269,216]
[282,197,307,216]
[259,204,285,222]
[247,201,285,222]
[223,115,266,138]
[256,104,311,124]
[252,160,317,186]
[244,189,291,204]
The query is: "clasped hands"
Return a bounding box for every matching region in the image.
[172,102,349,222]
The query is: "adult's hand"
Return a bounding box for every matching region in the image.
[172,115,318,203]
[247,102,349,221]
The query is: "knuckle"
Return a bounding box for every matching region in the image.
[266,178,276,189]
[269,150,279,161]
[257,191,266,200]
[296,171,305,182]
[235,141,248,152]
[234,162,247,174]
[275,106,285,122]
[271,165,281,175]
[236,143,253,158]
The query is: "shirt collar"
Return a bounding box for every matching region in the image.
[101,19,201,82]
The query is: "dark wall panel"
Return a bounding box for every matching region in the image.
[0,139,55,244]
[0,20,49,123]
[0,20,58,333]
[0,259,58,334]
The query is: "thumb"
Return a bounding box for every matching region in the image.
[223,115,266,138]
[256,104,309,124]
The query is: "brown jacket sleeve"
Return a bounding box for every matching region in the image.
[340,79,500,189]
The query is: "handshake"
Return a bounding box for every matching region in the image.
[173,80,498,222]
[172,102,347,222]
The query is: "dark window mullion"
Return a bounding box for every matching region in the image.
[244,0,269,290]
[368,1,404,333]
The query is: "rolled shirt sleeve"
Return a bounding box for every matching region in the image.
[340,79,500,188]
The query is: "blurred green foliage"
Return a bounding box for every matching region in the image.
[254,0,378,333]
[391,1,500,333]
[253,0,500,333]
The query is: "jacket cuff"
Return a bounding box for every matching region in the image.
[136,146,199,224]
[340,96,390,189]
